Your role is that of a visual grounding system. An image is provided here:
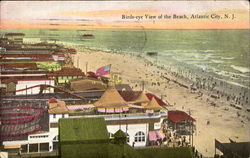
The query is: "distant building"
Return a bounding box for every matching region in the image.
[5,33,25,44]
[0,46,7,53]
[47,67,85,84]
[2,77,55,95]
[215,139,250,158]
[48,98,70,151]
[59,118,194,158]
[5,48,52,54]
[70,77,107,91]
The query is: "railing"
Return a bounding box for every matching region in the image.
[71,111,167,120]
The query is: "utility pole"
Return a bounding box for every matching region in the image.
[141,80,145,91]
[77,56,79,68]
[188,109,191,146]
[86,62,88,74]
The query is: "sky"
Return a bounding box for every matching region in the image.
[0,1,249,29]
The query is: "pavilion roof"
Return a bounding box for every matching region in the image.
[143,97,162,110]
[146,93,168,107]
[168,110,196,123]
[94,87,128,108]
[133,92,150,103]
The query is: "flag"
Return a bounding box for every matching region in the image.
[96,64,111,77]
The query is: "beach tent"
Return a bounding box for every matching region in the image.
[94,86,128,113]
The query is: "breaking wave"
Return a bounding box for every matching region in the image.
[230,65,250,73]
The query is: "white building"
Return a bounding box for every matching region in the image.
[2,87,167,153]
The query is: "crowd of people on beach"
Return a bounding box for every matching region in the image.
[69,44,250,110]
[140,54,249,108]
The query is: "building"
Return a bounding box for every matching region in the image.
[5,33,25,44]
[1,86,168,153]
[47,67,85,85]
[48,98,70,151]
[2,77,55,95]
[5,48,53,54]
[59,118,194,158]
[59,118,144,158]
[70,77,107,91]
[215,139,250,158]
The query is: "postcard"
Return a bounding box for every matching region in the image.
[0,1,249,158]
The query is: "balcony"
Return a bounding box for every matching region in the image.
[71,111,167,121]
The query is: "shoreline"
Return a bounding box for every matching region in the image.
[72,46,249,157]
[61,41,249,107]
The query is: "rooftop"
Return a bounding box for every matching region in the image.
[94,87,128,108]
[168,110,195,123]
[137,147,194,158]
[59,118,109,143]
[5,33,25,36]
[47,67,85,76]
[70,77,107,91]
[0,63,38,69]
[48,99,69,114]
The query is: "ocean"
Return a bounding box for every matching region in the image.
[1,29,249,101]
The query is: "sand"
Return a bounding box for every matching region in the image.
[72,47,250,157]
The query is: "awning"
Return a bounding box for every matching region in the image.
[148,130,165,142]
[4,144,21,149]
[156,131,165,139]
[97,107,129,113]
[67,105,94,110]
[149,131,157,141]
[146,109,154,114]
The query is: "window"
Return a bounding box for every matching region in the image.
[126,133,130,143]
[53,114,56,118]
[53,136,58,141]
[30,135,48,139]
[134,131,145,142]
[108,132,114,138]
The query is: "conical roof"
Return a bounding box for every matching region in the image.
[143,97,162,110]
[133,92,150,103]
[94,87,128,108]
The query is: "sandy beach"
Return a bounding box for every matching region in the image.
[73,47,250,157]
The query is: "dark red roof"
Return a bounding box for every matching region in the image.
[0,38,8,40]
[6,48,51,51]
[82,34,94,37]
[67,48,77,52]
[119,91,142,102]
[0,63,37,69]
[48,67,85,77]
[5,33,25,36]
[1,54,53,60]
[1,59,54,62]
[1,76,51,84]
[168,110,196,123]
[48,98,58,103]
[87,71,98,78]
[146,93,168,107]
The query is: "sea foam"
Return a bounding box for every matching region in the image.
[231,65,250,73]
